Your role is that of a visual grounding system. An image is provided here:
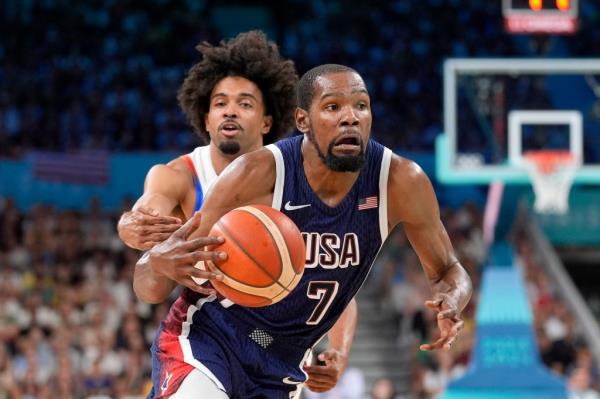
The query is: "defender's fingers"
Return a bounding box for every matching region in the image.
[141,233,177,244]
[137,215,183,225]
[136,206,161,217]
[135,208,182,225]
[144,224,183,233]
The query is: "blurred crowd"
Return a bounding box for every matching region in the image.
[2,1,600,157]
[0,196,161,398]
[518,234,600,399]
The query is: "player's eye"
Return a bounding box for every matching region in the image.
[213,101,226,107]
[240,101,253,109]
[357,102,368,110]
[325,104,338,111]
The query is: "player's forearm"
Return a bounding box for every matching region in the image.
[431,262,472,312]
[327,298,357,364]
[133,252,177,304]
[132,192,180,216]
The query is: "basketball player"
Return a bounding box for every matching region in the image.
[117,30,298,292]
[136,64,473,398]
[118,33,358,397]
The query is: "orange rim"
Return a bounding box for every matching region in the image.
[523,150,575,174]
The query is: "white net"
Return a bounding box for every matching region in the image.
[523,151,578,214]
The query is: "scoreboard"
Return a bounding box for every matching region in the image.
[503,0,578,34]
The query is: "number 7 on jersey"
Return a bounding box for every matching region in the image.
[305,281,339,325]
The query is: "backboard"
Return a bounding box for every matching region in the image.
[436,58,600,185]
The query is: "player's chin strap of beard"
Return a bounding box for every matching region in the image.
[307,131,366,172]
[218,141,241,155]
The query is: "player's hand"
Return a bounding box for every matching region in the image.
[118,206,183,250]
[303,350,347,393]
[419,293,464,351]
[145,212,226,295]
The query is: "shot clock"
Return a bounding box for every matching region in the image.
[502,0,578,34]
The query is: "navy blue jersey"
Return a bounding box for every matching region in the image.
[150,136,393,398]
[239,135,393,345]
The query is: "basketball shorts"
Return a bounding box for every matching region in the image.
[148,294,310,399]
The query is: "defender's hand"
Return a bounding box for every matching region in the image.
[303,350,347,393]
[118,206,183,250]
[419,293,464,351]
[145,212,226,295]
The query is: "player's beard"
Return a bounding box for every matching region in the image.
[218,141,241,155]
[308,130,365,172]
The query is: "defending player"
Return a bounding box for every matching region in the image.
[136,64,473,398]
[117,30,297,293]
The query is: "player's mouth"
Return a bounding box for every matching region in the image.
[332,133,362,154]
[219,121,243,138]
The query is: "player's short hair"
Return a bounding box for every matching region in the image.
[297,64,359,110]
[178,30,298,144]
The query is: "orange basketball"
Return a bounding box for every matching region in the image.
[208,205,305,307]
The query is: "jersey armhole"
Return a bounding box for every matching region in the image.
[266,144,285,211]
[379,148,392,241]
[181,155,203,213]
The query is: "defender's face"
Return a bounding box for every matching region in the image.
[301,71,372,172]
[205,76,273,156]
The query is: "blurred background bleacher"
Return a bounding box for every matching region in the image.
[2,1,600,398]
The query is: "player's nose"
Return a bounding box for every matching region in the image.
[340,106,359,126]
[223,102,238,118]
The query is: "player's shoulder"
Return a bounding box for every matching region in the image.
[387,153,438,227]
[145,148,200,188]
[388,153,431,193]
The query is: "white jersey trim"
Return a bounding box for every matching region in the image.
[178,294,226,392]
[188,145,218,194]
[266,144,285,211]
[378,147,392,241]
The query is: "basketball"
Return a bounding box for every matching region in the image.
[207,205,306,307]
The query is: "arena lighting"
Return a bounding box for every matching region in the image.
[503,0,578,34]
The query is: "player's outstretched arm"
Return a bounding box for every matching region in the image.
[133,212,227,303]
[133,149,277,303]
[188,149,277,241]
[387,156,472,351]
[304,298,357,393]
[118,163,187,250]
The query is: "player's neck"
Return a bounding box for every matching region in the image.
[301,139,360,207]
[209,143,260,175]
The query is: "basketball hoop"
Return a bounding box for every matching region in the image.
[522,150,578,214]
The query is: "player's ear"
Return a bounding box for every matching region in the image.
[296,108,309,133]
[261,115,273,135]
